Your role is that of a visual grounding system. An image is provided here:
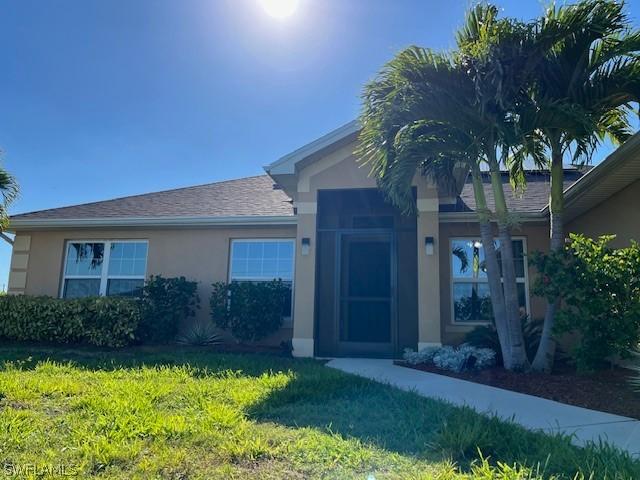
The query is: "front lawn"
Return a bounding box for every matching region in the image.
[0,347,637,479]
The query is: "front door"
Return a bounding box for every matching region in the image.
[336,232,396,356]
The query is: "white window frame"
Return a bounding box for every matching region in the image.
[450,236,530,326]
[60,239,149,298]
[228,238,296,326]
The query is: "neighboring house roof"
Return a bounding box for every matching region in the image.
[9,175,295,229]
[444,169,586,215]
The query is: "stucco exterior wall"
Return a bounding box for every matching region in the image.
[291,138,441,356]
[8,225,297,345]
[568,179,640,247]
[438,221,550,345]
[291,141,380,356]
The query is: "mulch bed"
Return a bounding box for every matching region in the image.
[396,361,640,420]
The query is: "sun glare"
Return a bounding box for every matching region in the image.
[258,0,299,19]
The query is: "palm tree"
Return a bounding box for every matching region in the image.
[526,0,640,372]
[357,28,531,370]
[364,116,517,364]
[0,166,18,224]
[0,165,18,246]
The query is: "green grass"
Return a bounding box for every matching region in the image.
[0,346,637,479]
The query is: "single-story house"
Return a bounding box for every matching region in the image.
[6,121,640,357]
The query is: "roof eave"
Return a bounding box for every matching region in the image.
[264,120,361,176]
[7,215,298,231]
[546,131,640,217]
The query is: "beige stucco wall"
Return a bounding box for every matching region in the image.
[16,149,638,355]
[568,179,640,247]
[9,225,297,345]
[291,141,377,356]
[438,221,550,345]
[290,138,442,355]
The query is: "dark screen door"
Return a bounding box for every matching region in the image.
[337,232,395,355]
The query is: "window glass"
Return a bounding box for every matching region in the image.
[451,238,528,323]
[451,239,487,279]
[62,240,147,299]
[108,242,148,277]
[229,239,295,321]
[453,282,493,323]
[230,240,294,281]
[64,243,104,276]
[63,278,101,298]
[107,279,145,297]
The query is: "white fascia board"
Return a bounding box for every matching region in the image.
[264,120,361,175]
[8,215,298,231]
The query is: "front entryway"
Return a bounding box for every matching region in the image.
[315,189,418,358]
[337,232,395,356]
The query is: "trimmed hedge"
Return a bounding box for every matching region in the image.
[0,295,140,348]
[211,280,288,342]
[137,275,200,344]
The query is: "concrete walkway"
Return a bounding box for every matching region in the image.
[326,358,640,458]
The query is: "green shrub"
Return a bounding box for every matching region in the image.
[0,295,139,347]
[530,234,640,371]
[465,317,544,366]
[210,280,288,342]
[137,275,200,343]
[81,297,142,347]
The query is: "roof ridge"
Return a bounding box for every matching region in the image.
[11,174,273,218]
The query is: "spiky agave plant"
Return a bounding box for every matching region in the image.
[176,322,222,347]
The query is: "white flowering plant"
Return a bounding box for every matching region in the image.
[402,343,496,372]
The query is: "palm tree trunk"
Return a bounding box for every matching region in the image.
[532,145,564,372]
[488,161,530,371]
[471,168,512,368]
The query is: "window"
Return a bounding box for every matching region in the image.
[450,238,529,324]
[229,239,295,320]
[62,240,148,298]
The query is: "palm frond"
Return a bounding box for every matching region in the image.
[0,166,18,229]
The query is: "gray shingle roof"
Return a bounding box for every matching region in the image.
[12,175,294,220]
[444,169,585,213]
[11,170,585,223]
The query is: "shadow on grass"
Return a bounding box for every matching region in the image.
[244,362,640,478]
[0,344,638,478]
[0,343,307,377]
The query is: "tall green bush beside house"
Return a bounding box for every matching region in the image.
[137,275,200,343]
[531,234,640,371]
[211,280,288,342]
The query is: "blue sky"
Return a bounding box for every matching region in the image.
[1,0,639,288]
